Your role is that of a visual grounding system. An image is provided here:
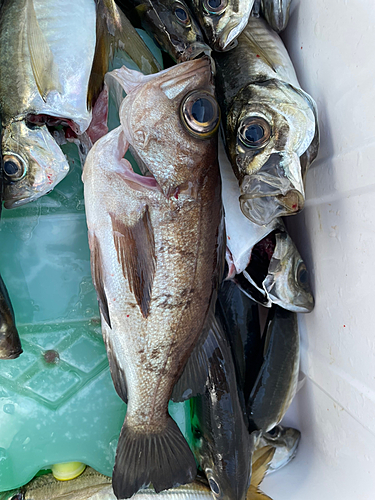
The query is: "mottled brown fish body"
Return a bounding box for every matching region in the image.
[83,57,222,498]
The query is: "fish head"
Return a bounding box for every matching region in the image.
[227,80,317,225]
[2,121,69,209]
[263,231,314,312]
[260,425,301,472]
[189,0,254,51]
[141,0,211,62]
[115,56,220,198]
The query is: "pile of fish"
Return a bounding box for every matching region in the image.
[0,0,319,499]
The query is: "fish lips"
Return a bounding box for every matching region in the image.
[239,152,305,226]
[2,121,69,209]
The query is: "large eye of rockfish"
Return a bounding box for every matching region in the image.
[180,90,220,138]
[2,154,27,181]
[203,0,228,15]
[174,3,191,26]
[238,116,271,149]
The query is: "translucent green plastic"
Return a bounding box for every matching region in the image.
[0,33,192,491]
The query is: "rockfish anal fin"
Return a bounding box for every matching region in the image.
[26,0,62,101]
[113,416,196,499]
[110,207,156,318]
[89,232,111,328]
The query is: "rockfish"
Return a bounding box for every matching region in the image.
[83,56,222,498]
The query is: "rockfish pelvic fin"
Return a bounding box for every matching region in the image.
[113,416,196,499]
[89,232,111,328]
[110,207,156,318]
[26,0,62,101]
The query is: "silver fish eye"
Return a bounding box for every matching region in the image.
[11,494,24,500]
[266,426,281,439]
[208,476,221,497]
[180,90,220,138]
[203,0,227,15]
[174,3,191,26]
[3,153,27,181]
[238,116,271,149]
[296,262,309,290]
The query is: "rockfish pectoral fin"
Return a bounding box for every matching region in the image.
[113,416,196,499]
[89,232,111,328]
[110,206,156,318]
[26,0,62,101]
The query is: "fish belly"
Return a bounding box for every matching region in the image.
[31,0,96,132]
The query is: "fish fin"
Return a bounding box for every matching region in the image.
[246,485,273,500]
[88,232,111,328]
[251,446,275,487]
[26,0,61,101]
[102,329,128,403]
[87,0,160,109]
[110,207,156,318]
[113,416,196,498]
[171,311,229,402]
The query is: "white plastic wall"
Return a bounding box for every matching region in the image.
[262,1,375,498]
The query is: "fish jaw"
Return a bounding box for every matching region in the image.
[2,121,69,208]
[239,152,305,225]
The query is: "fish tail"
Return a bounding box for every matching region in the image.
[113,416,196,499]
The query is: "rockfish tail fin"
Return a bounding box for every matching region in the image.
[113,416,196,499]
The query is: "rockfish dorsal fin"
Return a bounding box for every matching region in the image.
[110,206,156,318]
[26,0,61,101]
[87,0,161,110]
[88,232,111,328]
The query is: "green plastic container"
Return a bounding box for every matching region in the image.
[0,33,192,491]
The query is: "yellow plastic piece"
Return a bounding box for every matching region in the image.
[52,462,86,481]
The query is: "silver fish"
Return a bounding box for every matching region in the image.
[247,306,300,433]
[119,0,210,62]
[0,0,160,208]
[214,15,319,225]
[219,139,314,313]
[83,57,222,498]
[0,468,216,500]
[185,0,255,51]
[189,314,256,500]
